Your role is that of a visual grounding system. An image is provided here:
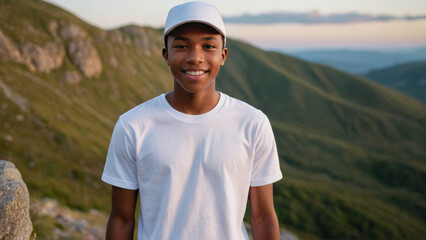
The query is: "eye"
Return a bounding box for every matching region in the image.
[174,45,188,49]
[203,44,216,49]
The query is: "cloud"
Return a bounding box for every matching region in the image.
[224,19,426,50]
[223,11,426,24]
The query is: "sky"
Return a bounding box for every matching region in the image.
[44,0,426,51]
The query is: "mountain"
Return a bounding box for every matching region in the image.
[1,0,425,239]
[365,60,426,103]
[223,11,426,24]
[280,49,426,74]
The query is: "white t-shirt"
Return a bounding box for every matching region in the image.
[102,92,282,240]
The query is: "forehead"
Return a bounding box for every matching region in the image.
[168,22,222,38]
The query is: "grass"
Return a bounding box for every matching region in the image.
[1,0,425,239]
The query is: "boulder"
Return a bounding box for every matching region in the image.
[0,160,33,240]
[68,40,102,78]
[60,22,87,40]
[62,70,82,85]
[20,42,65,73]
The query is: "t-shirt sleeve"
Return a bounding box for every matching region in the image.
[250,114,283,187]
[101,117,139,190]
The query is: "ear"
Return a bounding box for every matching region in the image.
[220,47,228,66]
[162,48,169,66]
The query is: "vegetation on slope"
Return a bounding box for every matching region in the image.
[365,60,426,103]
[218,40,426,238]
[1,0,425,239]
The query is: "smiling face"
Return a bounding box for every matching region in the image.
[163,23,228,95]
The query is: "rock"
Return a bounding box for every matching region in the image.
[48,20,59,39]
[0,160,33,240]
[44,42,66,69]
[15,114,25,122]
[0,79,28,111]
[68,40,102,78]
[4,135,13,142]
[62,70,82,84]
[121,26,151,55]
[38,198,60,218]
[0,29,22,62]
[0,28,65,73]
[109,56,118,68]
[20,42,65,73]
[60,22,87,40]
[108,29,123,44]
[32,198,107,239]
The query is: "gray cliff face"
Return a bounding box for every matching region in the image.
[60,22,103,78]
[0,160,33,240]
[0,29,65,73]
[0,20,103,78]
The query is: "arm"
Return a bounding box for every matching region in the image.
[249,184,280,240]
[106,186,139,240]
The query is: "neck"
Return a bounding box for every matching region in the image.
[166,84,220,115]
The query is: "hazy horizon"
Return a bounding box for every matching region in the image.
[43,0,426,51]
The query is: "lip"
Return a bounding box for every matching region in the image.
[182,69,209,80]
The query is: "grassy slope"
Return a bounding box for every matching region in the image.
[1,0,425,239]
[217,40,426,238]
[365,60,426,103]
[0,0,172,211]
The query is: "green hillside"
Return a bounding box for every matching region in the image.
[365,60,426,103]
[218,41,426,238]
[1,0,425,239]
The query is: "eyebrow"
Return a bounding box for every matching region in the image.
[201,36,219,41]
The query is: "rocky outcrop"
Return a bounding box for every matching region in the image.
[20,42,65,72]
[108,29,125,44]
[0,21,103,78]
[67,40,102,78]
[0,160,33,240]
[0,29,22,62]
[31,198,106,240]
[57,22,103,78]
[121,26,150,49]
[0,29,65,73]
[60,22,87,41]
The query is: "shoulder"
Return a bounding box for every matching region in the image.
[118,94,165,127]
[221,93,267,123]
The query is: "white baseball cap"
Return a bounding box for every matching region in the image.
[163,1,226,44]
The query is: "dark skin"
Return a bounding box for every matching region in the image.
[106,187,138,240]
[105,23,280,240]
[162,23,227,115]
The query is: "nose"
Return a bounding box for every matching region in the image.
[186,46,204,64]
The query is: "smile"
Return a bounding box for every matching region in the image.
[184,70,208,76]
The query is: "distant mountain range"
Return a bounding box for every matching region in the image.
[223,11,426,24]
[280,48,426,74]
[1,0,425,239]
[365,60,426,103]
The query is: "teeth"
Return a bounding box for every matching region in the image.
[186,71,205,76]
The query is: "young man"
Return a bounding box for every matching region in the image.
[102,1,282,239]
